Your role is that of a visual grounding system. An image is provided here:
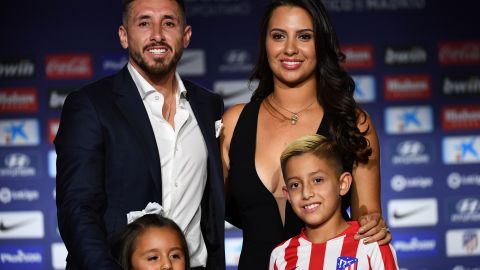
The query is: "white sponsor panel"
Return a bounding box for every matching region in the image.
[177,49,206,76]
[390,174,433,192]
[388,198,438,227]
[447,172,480,190]
[225,237,242,266]
[446,228,480,257]
[0,211,44,239]
[51,243,67,270]
[443,136,480,164]
[352,75,376,103]
[49,151,57,178]
[0,119,40,146]
[214,80,256,107]
[385,106,433,134]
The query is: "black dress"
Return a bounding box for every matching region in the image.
[226,99,337,269]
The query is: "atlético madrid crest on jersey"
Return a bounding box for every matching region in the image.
[336,256,358,270]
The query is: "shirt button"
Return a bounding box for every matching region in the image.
[174,182,178,187]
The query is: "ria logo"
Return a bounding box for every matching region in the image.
[385,106,433,134]
[443,136,480,164]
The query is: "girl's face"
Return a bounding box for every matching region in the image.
[266,5,317,88]
[131,227,186,270]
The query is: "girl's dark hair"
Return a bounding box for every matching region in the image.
[250,0,372,167]
[112,214,190,270]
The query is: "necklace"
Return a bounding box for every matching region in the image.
[269,95,315,125]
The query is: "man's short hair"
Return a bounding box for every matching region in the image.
[121,0,187,26]
[280,135,344,180]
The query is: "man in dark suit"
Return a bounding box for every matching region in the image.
[54,0,225,269]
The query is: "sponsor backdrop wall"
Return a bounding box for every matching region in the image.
[1,0,479,269]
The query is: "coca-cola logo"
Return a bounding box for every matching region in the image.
[439,41,480,65]
[45,54,93,79]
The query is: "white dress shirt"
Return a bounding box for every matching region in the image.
[128,64,208,267]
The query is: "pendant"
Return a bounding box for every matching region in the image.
[291,113,299,125]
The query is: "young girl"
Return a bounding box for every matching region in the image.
[113,206,190,270]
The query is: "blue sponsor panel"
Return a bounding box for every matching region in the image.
[393,232,439,258]
[98,52,128,77]
[0,151,39,179]
[0,245,45,270]
[384,138,435,167]
[446,197,480,225]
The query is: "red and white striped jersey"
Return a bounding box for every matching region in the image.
[269,221,399,270]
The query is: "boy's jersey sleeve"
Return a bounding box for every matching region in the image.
[364,242,400,270]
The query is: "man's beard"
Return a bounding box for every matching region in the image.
[130,47,183,76]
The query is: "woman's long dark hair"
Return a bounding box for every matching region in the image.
[112,214,190,270]
[250,0,372,167]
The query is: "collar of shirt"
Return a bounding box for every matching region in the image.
[127,63,187,103]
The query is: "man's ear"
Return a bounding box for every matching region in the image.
[339,172,352,196]
[183,25,192,48]
[119,25,128,49]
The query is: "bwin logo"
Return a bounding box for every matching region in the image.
[5,153,30,168]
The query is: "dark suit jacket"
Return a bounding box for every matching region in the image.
[55,67,225,269]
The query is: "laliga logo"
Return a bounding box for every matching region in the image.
[5,153,30,168]
[0,187,12,204]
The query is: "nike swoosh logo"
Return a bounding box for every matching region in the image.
[0,219,33,232]
[393,205,429,219]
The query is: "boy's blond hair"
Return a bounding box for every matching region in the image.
[280,135,344,180]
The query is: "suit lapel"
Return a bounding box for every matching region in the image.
[185,82,217,159]
[112,67,162,200]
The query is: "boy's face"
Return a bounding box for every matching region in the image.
[283,153,351,228]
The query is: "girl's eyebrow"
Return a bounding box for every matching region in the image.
[269,28,314,33]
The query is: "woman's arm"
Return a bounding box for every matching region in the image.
[352,111,392,245]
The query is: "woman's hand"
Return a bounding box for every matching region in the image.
[354,212,392,245]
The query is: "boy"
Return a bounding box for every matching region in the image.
[270,135,399,270]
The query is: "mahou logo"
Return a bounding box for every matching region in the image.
[439,41,480,65]
[340,45,374,69]
[0,88,38,113]
[384,75,431,100]
[442,105,480,130]
[45,54,93,79]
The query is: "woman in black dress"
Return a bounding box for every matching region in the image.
[221,0,391,268]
